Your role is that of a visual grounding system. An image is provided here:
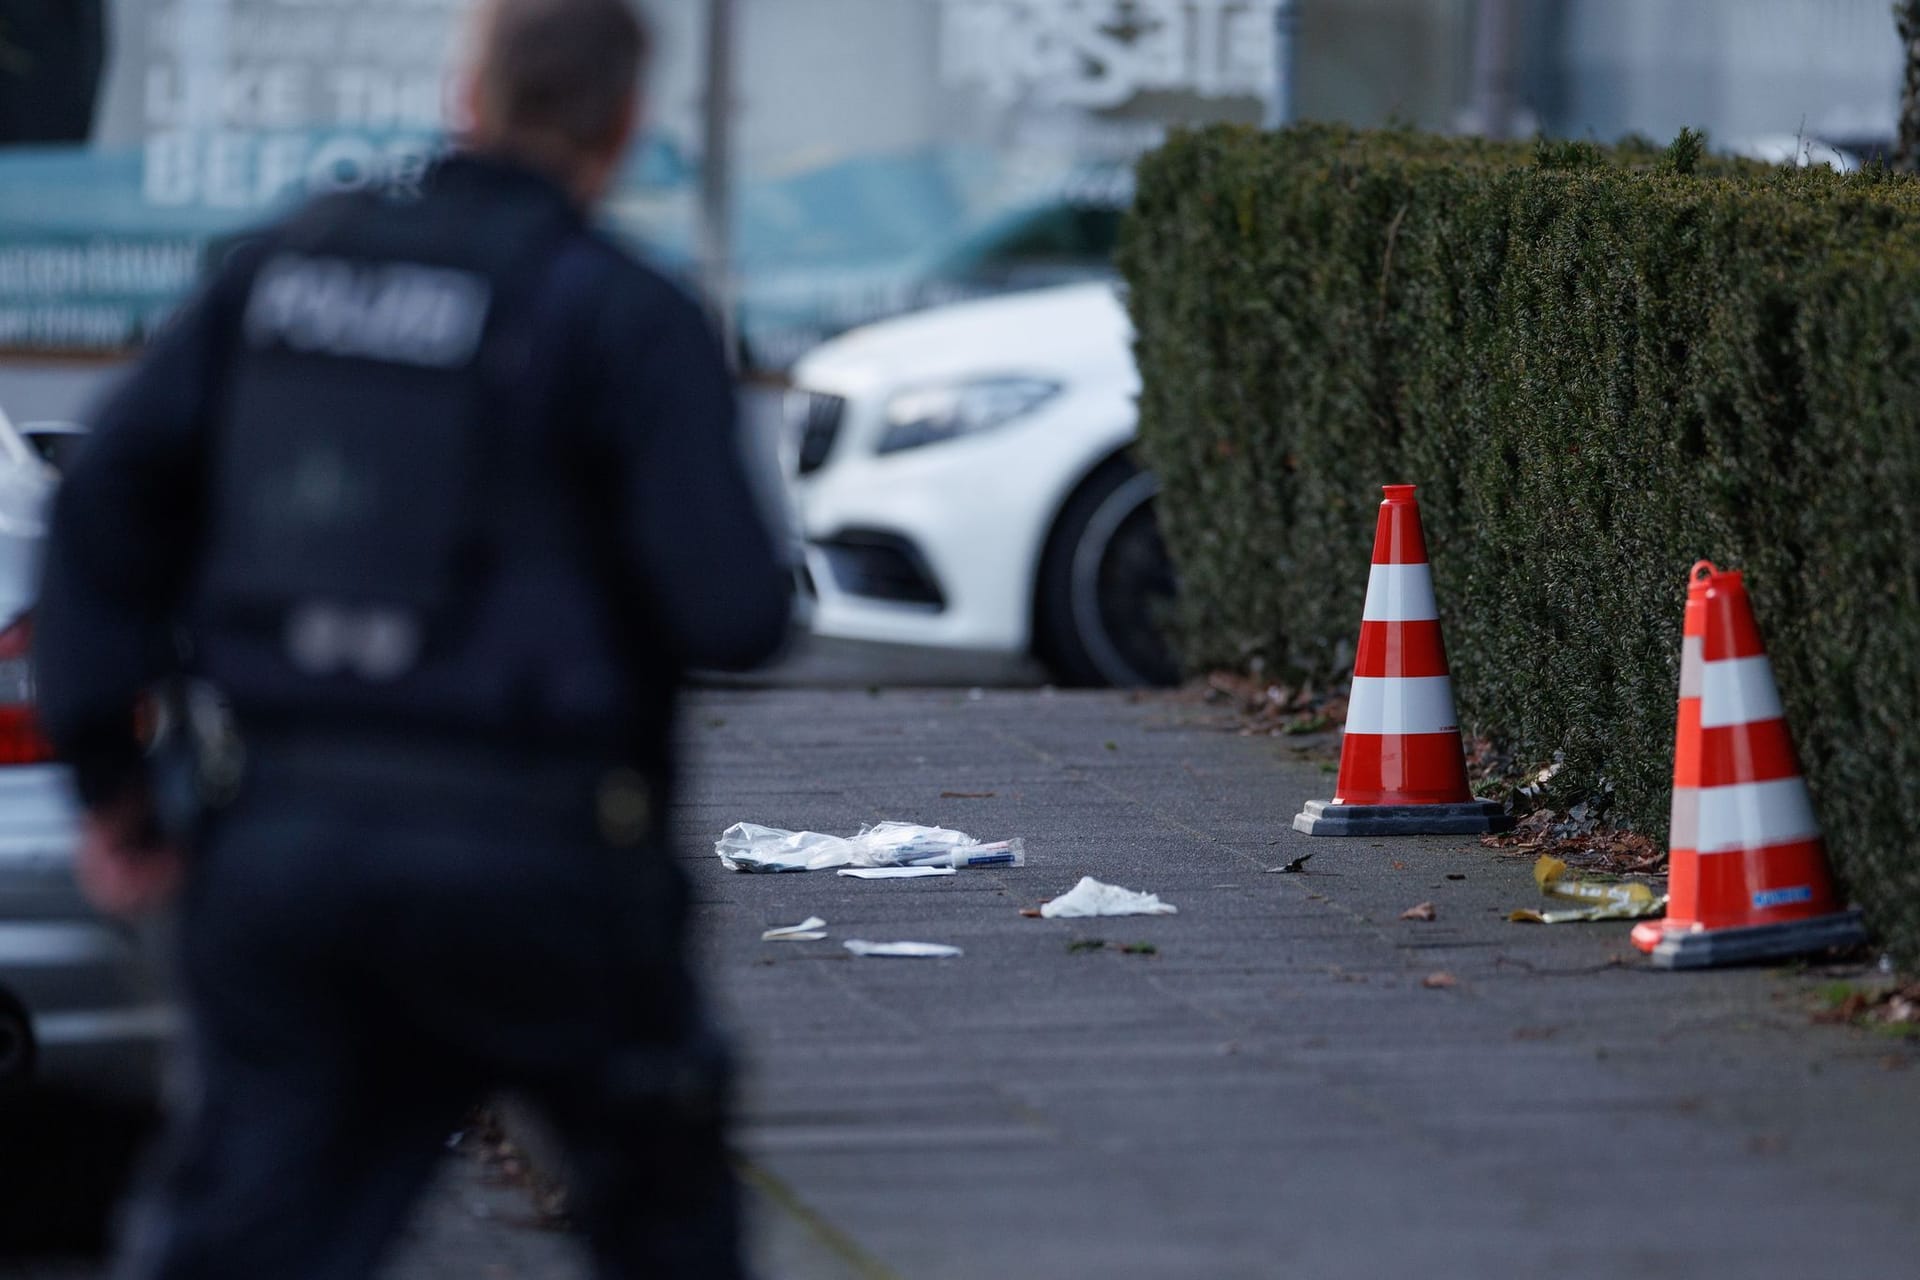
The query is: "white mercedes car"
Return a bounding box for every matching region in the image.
[783,281,1176,686]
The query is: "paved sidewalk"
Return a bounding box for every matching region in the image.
[3,1143,590,1280]
[684,688,1920,1280]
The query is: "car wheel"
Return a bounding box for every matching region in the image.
[1034,456,1180,687]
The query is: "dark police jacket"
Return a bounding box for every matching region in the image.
[33,153,793,817]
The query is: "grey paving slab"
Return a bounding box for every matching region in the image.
[20,685,1912,1279]
[5,1146,850,1280]
[685,688,1920,1280]
[0,1148,591,1280]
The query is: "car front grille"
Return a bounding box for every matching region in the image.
[815,530,945,610]
[787,390,847,475]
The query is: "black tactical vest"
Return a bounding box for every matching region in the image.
[200,184,575,686]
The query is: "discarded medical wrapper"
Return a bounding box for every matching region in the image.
[1509,855,1667,924]
[852,822,1026,868]
[843,940,963,958]
[715,823,855,873]
[715,821,1025,873]
[762,917,828,941]
[1039,876,1178,919]
[837,866,956,880]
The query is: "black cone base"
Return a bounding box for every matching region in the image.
[1292,798,1511,837]
[1646,909,1868,970]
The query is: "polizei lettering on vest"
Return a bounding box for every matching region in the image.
[244,253,491,368]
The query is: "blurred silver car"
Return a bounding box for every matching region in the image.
[0,405,171,1107]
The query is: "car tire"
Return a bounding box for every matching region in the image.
[1034,455,1180,688]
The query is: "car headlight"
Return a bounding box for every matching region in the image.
[877,377,1062,454]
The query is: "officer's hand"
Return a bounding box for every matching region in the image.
[75,790,183,919]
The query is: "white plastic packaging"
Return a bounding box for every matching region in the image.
[843,940,964,958]
[714,822,855,873]
[918,839,1026,869]
[716,821,1026,873]
[850,823,1027,869]
[837,866,957,880]
[847,822,970,866]
[761,917,829,941]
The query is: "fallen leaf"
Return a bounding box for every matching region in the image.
[1019,908,1044,918]
[1391,860,1409,871]
[1401,902,1437,922]
[1422,972,1457,989]
[941,790,997,799]
[1814,992,1872,1024]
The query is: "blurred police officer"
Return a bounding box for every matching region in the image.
[33,0,790,1274]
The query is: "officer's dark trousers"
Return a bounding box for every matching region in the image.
[113,743,744,1280]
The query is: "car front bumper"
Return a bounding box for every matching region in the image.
[794,391,1135,654]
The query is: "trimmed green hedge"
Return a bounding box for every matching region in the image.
[1119,124,1920,967]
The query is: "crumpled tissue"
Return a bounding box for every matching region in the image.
[1039,876,1178,919]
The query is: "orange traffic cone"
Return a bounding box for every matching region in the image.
[1630,562,1713,957]
[1631,564,1865,968]
[1293,485,1508,836]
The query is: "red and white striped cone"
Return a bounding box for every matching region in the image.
[1293,485,1508,836]
[1631,561,1714,955]
[1633,565,1864,968]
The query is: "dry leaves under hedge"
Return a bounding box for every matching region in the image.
[1189,672,1349,738]
[1481,809,1667,879]
[1813,981,1920,1033]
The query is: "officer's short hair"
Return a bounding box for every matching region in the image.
[473,0,651,164]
